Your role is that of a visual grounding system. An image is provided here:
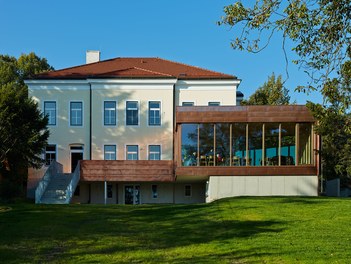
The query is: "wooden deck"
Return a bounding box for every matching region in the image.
[80,160,175,182]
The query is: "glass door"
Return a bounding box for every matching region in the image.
[124,185,140,205]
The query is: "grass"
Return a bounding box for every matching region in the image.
[0,197,351,263]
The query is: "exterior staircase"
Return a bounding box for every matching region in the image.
[40,173,73,204]
[35,161,80,204]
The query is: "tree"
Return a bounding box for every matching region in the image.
[219,1,351,184]
[241,73,291,105]
[0,53,53,198]
[307,60,351,182]
[218,0,351,92]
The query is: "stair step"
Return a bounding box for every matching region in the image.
[38,172,76,204]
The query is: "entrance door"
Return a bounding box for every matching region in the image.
[124,185,140,205]
[70,146,84,173]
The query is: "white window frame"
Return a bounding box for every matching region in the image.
[148,144,161,160]
[44,101,57,126]
[126,145,139,160]
[45,144,57,166]
[148,100,161,126]
[208,101,221,106]
[103,100,117,126]
[185,184,192,197]
[125,100,139,126]
[69,101,83,127]
[104,144,117,160]
[181,101,195,106]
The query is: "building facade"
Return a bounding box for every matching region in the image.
[26,54,319,204]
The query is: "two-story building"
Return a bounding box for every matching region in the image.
[26,52,319,204]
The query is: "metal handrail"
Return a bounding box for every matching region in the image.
[35,161,63,204]
[65,161,80,204]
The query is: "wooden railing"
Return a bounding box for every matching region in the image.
[35,161,63,204]
[80,160,174,182]
[176,165,318,177]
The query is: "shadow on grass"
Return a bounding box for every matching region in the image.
[276,197,331,205]
[0,201,285,263]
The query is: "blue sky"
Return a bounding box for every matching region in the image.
[0,0,322,104]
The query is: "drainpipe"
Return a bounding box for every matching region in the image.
[104,180,107,205]
[89,82,92,160]
[172,83,176,204]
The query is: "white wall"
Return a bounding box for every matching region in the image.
[207,175,318,202]
[175,80,239,106]
[90,80,174,161]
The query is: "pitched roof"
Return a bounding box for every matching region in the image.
[33,57,237,80]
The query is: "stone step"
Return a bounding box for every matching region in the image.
[39,172,74,204]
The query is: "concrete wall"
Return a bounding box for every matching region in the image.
[71,182,206,204]
[207,175,318,202]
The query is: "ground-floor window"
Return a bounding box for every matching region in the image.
[45,144,56,166]
[74,185,80,196]
[124,185,140,204]
[185,185,192,197]
[151,184,158,199]
[107,184,113,198]
[126,145,139,160]
[149,145,161,160]
[104,145,116,160]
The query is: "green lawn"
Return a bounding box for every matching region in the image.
[0,197,350,263]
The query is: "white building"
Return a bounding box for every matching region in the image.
[26,52,319,204]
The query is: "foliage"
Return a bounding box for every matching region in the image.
[218,0,351,91]
[241,73,291,105]
[0,197,351,263]
[0,53,52,198]
[307,60,351,181]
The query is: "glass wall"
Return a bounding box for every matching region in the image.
[199,124,214,166]
[265,123,279,165]
[281,123,296,165]
[180,122,313,167]
[215,123,230,166]
[248,123,263,166]
[232,123,246,166]
[181,124,198,166]
[299,123,312,164]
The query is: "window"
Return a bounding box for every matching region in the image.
[149,101,161,126]
[181,124,198,166]
[45,145,56,166]
[126,101,138,125]
[182,102,194,106]
[107,184,113,198]
[104,145,116,160]
[70,102,83,126]
[208,102,220,106]
[104,101,116,126]
[74,185,80,196]
[185,185,192,197]
[44,101,56,125]
[151,185,158,199]
[126,145,138,160]
[148,145,161,160]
